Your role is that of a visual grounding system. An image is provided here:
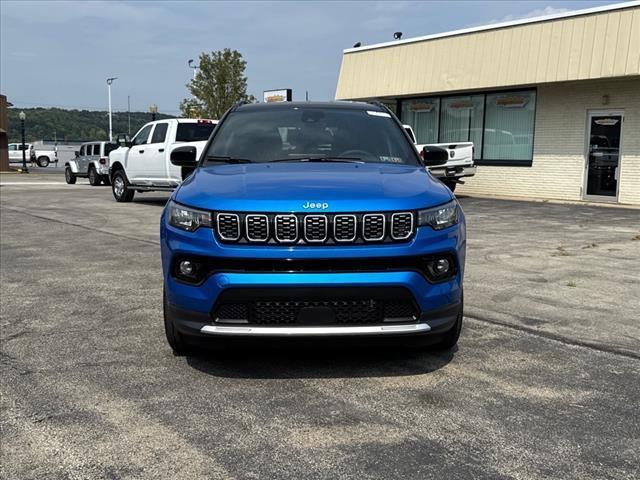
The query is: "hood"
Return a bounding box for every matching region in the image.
[174,162,452,213]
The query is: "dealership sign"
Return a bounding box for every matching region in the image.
[264,89,293,103]
[496,95,528,108]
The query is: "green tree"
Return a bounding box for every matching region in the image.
[180,49,256,119]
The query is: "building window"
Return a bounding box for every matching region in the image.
[483,91,536,162]
[400,97,440,144]
[440,95,484,160]
[400,89,536,166]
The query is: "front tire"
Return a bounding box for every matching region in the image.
[37,156,50,168]
[163,290,190,356]
[88,166,101,186]
[64,167,77,184]
[111,170,135,202]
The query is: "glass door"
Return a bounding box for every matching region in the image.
[584,111,623,200]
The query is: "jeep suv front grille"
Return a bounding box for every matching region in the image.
[275,215,298,243]
[304,215,328,242]
[212,287,419,325]
[391,212,413,240]
[214,211,415,245]
[217,213,240,241]
[362,214,385,241]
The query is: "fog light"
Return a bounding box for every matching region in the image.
[179,260,195,276]
[435,258,450,274]
[423,255,456,282]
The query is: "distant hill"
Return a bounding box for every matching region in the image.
[6,107,174,143]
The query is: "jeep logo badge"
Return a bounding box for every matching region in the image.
[303,202,329,210]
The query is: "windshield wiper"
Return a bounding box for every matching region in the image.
[206,155,253,164]
[269,156,364,164]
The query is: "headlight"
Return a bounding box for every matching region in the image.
[167,200,212,232]
[418,200,459,230]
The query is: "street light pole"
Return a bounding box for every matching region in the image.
[19,111,28,174]
[106,77,117,142]
[188,59,198,80]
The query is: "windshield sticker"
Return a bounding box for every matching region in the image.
[366,110,391,118]
[379,156,404,164]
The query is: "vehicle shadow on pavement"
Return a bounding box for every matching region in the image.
[185,341,455,379]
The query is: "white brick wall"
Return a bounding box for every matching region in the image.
[458,78,640,205]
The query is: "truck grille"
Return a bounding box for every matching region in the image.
[214,211,415,245]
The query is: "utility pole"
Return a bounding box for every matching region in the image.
[106,77,117,142]
[127,95,131,135]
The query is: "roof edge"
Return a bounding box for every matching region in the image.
[343,1,640,54]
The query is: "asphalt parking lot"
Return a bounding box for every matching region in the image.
[1,174,639,480]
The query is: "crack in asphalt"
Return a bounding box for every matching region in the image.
[466,315,640,361]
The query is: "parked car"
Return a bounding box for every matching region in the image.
[161,101,465,356]
[32,145,58,167]
[403,125,476,192]
[8,143,34,164]
[109,118,218,202]
[64,141,118,185]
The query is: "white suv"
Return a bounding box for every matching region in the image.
[65,141,118,185]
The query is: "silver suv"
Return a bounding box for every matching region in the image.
[65,141,118,186]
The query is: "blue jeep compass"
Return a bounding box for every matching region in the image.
[160,101,465,355]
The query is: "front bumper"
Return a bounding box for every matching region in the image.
[429,165,476,179]
[166,300,460,337]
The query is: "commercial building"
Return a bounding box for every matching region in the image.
[0,94,11,171]
[335,2,640,205]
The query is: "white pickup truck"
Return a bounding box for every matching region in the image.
[403,125,476,192]
[109,118,217,202]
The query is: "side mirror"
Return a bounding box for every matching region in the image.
[116,134,132,148]
[422,146,448,167]
[171,146,198,166]
[74,151,80,158]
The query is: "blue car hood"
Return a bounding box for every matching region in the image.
[174,162,452,213]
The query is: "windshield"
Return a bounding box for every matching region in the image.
[176,123,216,142]
[207,106,419,165]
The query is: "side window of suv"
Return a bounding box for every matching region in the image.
[132,125,153,146]
[86,145,93,156]
[150,123,169,144]
[80,145,86,156]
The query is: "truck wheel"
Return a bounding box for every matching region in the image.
[442,180,457,192]
[88,166,101,186]
[111,170,135,202]
[163,290,190,356]
[64,166,77,184]
[37,156,50,168]
[433,293,463,351]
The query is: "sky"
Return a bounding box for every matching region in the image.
[0,0,622,114]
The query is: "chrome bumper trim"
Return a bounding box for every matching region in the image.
[199,323,431,336]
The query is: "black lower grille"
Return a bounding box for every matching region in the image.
[212,288,419,325]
